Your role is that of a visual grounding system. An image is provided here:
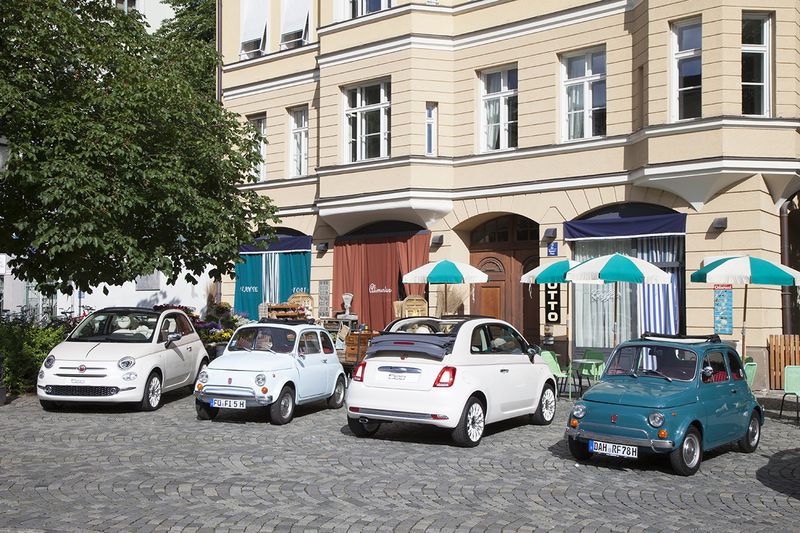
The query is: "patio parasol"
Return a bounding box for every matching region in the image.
[565,253,672,345]
[691,255,800,357]
[402,259,488,315]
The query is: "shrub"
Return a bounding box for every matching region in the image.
[1,323,65,395]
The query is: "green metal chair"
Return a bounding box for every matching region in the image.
[744,356,754,364]
[576,350,605,392]
[540,350,569,396]
[744,362,757,389]
[779,365,800,422]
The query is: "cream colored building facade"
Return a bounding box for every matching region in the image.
[218,0,800,385]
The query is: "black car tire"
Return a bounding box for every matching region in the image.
[451,396,485,448]
[195,399,219,420]
[347,416,381,437]
[567,436,592,460]
[530,384,556,425]
[269,385,295,425]
[140,371,163,412]
[738,410,761,453]
[670,426,703,476]
[327,375,346,409]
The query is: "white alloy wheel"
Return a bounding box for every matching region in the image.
[541,387,556,422]
[466,402,485,442]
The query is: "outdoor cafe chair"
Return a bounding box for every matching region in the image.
[779,365,800,422]
[540,350,569,396]
[744,362,757,390]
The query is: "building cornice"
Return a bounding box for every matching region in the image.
[222,44,320,73]
[239,176,318,191]
[223,70,319,101]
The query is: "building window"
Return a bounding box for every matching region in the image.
[116,0,136,13]
[742,13,771,116]
[289,107,308,177]
[240,0,270,60]
[481,68,518,152]
[280,0,311,50]
[562,49,606,140]
[672,18,702,120]
[349,0,390,18]
[425,102,437,156]
[345,81,391,162]
[249,115,267,181]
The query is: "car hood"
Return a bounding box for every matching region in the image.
[208,351,293,373]
[50,341,159,362]
[583,379,696,409]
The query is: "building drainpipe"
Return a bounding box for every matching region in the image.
[216,0,222,103]
[781,201,793,334]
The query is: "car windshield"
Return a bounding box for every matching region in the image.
[604,344,698,381]
[387,317,461,335]
[68,310,159,343]
[228,327,296,354]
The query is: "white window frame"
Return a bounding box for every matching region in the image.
[425,102,438,156]
[347,0,391,19]
[480,67,518,153]
[561,48,606,142]
[343,81,391,163]
[280,0,312,50]
[289,107,309,177]
[741,13,771,117]
[249,115,267,181]
[671,17,702,122]
[240,0,269,60]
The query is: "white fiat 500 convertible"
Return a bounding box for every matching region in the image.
[37,307,209,411]
[345,316,557,447]
[194,320,347,424]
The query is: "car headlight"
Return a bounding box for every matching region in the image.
[648,412,665,428]
[197,370,208,384]
[43,354,55,369]
[572,404,587,419]
[38,370,45,380]
[255,374,266,386]
[117,356,135,370]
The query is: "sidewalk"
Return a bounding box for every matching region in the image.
[755,388,800,421]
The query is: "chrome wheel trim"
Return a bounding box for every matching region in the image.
[334,379,345,404]
[466,402,485,442]
[682,433,700,469]
[541,388,556,421]
[748,416,760,447]
[148,376,161,408]
[280,392,293,418]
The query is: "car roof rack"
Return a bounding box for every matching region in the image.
[257,318,316,326]
[639,332,721,344]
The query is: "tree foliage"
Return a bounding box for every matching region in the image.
[0,0,277,295]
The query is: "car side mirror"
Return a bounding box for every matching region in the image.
[165,332,182,347]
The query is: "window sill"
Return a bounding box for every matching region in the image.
[478,147,518,155]
[560,135,606,144]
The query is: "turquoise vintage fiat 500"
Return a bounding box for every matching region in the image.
[565,334,764,476]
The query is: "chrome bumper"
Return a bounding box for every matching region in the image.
[195,386,273,407]
[565,427,675,451]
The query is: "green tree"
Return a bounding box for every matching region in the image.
[0,0,277,295]
[156,0,216,94]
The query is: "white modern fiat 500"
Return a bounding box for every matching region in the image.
[194,321,347,424]
[345,316,557,447]
[37,307,209,411]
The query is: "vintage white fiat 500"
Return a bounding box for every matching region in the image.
[37,307,209,411]
[194,320,347,424]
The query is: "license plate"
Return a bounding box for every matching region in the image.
[589,440,638,458]
[211,398,246,409]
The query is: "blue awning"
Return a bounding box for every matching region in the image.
[564,213,687,241]
[239,235,312,253]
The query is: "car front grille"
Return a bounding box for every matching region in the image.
[45,385,120,397]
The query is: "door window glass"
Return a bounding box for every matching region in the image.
[176,315,194,335]
[300,331,321,355]
[701,351,728,383]
[159,315,179,342]
[486,324,525,354]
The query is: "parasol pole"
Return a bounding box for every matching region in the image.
[613,281,619,346]
[444,284,448,317]
[742,283,748,358]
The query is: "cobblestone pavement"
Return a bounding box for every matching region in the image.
[1,391,799,532]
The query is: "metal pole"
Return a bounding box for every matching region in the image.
[613,281,618,346]
[742,283,748,357]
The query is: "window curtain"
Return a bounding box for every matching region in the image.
[278,251,311,302]
[240,0,269,45]
[636,236,683,335]
[567,85,584,139]
[234,254,264,320]
[396,232,431,297]
[263,253,280,304]
[573,239,636,348]
[280,0,311,36]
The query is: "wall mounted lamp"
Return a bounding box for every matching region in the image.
[543,227,558,241]
[711,217,728,231]
[316,242,329,253]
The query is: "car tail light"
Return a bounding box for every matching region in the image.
[352,362,366,382]
[433,366,456,387]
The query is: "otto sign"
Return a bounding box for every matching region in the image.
[544,283,561,324]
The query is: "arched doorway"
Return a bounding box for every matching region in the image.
[470,215,540,343]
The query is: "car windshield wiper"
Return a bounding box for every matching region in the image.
[639,369,672,382]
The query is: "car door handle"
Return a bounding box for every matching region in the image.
[731,388,737,394]
[187,346,192,351]
[322,359,327,363]
[500,368,509,373]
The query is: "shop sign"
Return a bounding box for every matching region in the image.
[547,242,558,257]
[318,280,330,318]
[368,283,392,294]
[714,284,733,335]
[544,282,561,324]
